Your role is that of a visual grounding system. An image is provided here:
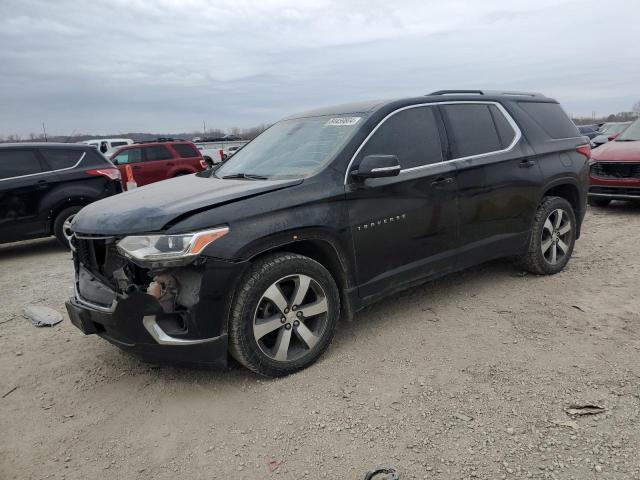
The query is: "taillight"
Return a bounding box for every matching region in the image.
[86,168,121,181]
[576,144,591,159]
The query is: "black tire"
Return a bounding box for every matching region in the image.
[228,253,340,377]
[53,206,82,248]
[588,197,611,207]
[519,196,576,275]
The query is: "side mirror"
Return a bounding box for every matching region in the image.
[111,158,119,165]
[352,155,401,179]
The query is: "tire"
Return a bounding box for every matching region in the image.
[228,253,340,377]
[519,196,576,275]
[53,206,82,248]
[588,197,611,207]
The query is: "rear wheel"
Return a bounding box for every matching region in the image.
[519,196,576,275]
[53,206,82,248]
[588,197,611,207]
[228,253,339,377]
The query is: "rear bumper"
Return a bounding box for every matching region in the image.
[66,294,229,368]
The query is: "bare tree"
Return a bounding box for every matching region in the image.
[632,100,640,114]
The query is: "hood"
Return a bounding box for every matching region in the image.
[72,174,303,235]
[591,140,640,162]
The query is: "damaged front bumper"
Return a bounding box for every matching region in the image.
[66,235,248,368]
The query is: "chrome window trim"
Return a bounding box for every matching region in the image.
[343,101,522,184]
[0,151,86,182]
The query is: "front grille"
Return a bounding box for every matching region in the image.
[73,236,125,284]
[591,162,640,179]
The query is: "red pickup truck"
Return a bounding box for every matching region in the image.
[110,140,208,189]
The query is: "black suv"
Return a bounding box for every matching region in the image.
[66,90,589,376]
[0,143,122,247]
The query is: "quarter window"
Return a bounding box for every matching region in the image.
[40,149,84,170]
[358,106,443,169]
[440,104,503,158]
[144,145,173,161]
[172,143,199,158]
[0,150,43,179]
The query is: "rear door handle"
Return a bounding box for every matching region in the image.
[519,159,536,168]
[431,176,455,187]
[166,162,174,166]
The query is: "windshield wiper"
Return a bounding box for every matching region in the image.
[220,173,269,180]
[615,139,637,142]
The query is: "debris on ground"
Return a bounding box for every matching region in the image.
[267,459,281,473]
[2,386,18,398]
[362,466,400,479]
[453,412,473,421]
[565,404,606,417]
[23,305,63,327]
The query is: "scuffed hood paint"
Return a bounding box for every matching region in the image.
[72,174,303,235]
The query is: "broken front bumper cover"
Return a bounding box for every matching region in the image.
[65,291,228,368]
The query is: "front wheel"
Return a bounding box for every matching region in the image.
[519,196,576,275]
[228,253,340,377]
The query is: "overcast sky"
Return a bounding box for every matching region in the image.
[1,0,638,137]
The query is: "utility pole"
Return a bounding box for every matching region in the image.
[42,122,48,142]
[203,120,206,137]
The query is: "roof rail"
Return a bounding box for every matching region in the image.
[428,89,546,98]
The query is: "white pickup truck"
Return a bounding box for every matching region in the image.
[195,140,248,166]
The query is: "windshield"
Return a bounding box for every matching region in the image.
[600,123,629,134]
[615,119,640,141]
[215,115,363,179]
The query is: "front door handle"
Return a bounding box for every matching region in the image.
[166,162,174,166]
[519,159,536,168]
[132,165,142,170]
[431,176,455,187]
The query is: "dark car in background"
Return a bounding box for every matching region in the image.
[577,124,600,140]
[589,118,640,206]
[110,140,208,189]
[66,90,589,376]
[0,143,122,246]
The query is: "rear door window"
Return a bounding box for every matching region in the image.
[172,143,199,158]
[113,148,143,164]
[440,104,502,158]
[517,101,579,139]
[110,141,128,148]
[40,149,84,170]
[488,105,517,148]
[0,150,44,179]
[144,145,173,161]
[359,106,443,169]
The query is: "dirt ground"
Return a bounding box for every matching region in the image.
[1,203,639,480]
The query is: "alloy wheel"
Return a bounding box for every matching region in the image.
[253,274,329,362]
[62,215,75,245]
[541,208,572,265]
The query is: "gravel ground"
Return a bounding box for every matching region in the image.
[1,203,639,480]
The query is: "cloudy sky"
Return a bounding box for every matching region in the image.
[1,0,638,137]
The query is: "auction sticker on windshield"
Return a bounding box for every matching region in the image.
[325,117,361,126]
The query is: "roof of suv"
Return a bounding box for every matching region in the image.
[0,142,94,150]
[285,90,557,120]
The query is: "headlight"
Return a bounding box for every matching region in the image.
[117,226,229,264]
